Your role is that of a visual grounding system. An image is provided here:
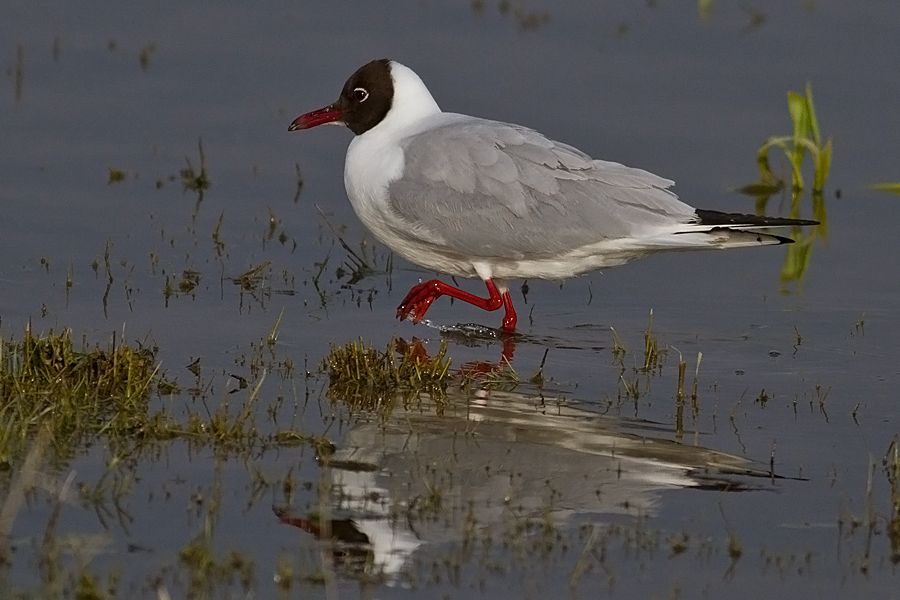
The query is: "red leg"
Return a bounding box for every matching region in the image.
[273,508,321,536]
[499,336,517,363]
[459,337,518,375]
[396,278,518,332]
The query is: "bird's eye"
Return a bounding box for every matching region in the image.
[352,87,369,102]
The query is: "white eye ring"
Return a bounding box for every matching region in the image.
[353,87,369,102]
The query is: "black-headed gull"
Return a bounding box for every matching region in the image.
[289,59,816,333]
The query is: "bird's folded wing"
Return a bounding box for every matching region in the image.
[386,116,697,259]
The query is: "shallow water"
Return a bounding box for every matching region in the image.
[2,1,899,598]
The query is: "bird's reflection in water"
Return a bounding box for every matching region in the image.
[276,383,782,584]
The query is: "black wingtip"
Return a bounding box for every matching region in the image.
[696,209,819,227]
[772,233,796,245]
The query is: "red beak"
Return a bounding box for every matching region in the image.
[288,104,343,131]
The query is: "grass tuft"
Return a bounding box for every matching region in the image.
[107,168,126,184]
[737,85,830,286]
[0,328,163,465]
[324,338,451,412]
[180,138,210,194]
[641,309,662,372]
[741,83,832,195]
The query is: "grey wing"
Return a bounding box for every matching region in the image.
[386,116,697,260]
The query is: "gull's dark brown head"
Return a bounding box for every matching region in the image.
[288,59,394,136]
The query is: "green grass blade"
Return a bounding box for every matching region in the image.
[870,182,900,194]
[779,145,805,191]
[787,91,808,170]
[805,83,822,146]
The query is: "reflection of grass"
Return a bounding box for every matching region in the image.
[771,188,827,285]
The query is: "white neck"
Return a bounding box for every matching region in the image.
[363,62,441,138]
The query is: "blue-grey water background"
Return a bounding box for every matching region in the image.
[2,1,899,598]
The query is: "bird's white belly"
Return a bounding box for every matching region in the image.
[472,243,639,280]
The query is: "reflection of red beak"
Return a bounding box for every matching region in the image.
[288,104,343,131]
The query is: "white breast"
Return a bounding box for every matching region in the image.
[341,62,483,277]
[343,136,479,278]
[343,133,405,244]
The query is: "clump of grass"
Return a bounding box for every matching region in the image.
[177,270,201,294]
[0,328,162,465]
[107,168,126,184]
[668,532,689,556]
[231,261,270,292]
[741,83,833,195]
[737,86,831,286]
[181,138,210,194]
[163,270,202,302]
[608,313,673,407]
[642,309,662,372]
[324,338,451,412]
[137,43,156,71]
[463,360,521,391]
